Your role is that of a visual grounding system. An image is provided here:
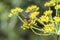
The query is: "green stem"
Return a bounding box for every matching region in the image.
[49,7,55,26]
[34,24,39,27]
[50,15,54,24]
[56,9,58,16]
[17,15,24,23]
[32,27,43,31]
[56,0,58,16]
[56,2,60,34]
[36,19,45,26]
[49,7,51,10]
[31,27,51,36]
[35,17,45,26]
[55,1,60,34]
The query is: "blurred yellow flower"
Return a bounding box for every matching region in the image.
[55,4,60,9]
[44,10,53,16]
[42,24,55,33]
[11,7,23,14]
[8,7,23,17]
[44,0,55,7]
[53,16,60,22]
[26,5,39,12]
[39,15,50,23]
[29,12,39,19]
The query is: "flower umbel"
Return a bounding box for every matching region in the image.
[42,24,55,33]
[8,7,23,17]
[44,10,53,16]
[10,7,23,14]
[39,15,50,23]
[53,16,60,22]
[55,4,60,9]
[26,5,39,12]
[29,12,39,19]
[44,0,56,7]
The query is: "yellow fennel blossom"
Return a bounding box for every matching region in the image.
[8,7,23,17]
[44,10,53,16]
[44,0,55,7]
[55,4,60,9]
[42,24,55,33]
[11,7,23,14]
[26,5,39,12]
[53,16,60,22]
[29,12,39,19]
[39,15,50,23]
[21,19,36,30]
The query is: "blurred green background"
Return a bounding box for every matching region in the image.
[0,0,60,40]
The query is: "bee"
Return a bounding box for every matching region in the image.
[19,12,44,28]
[19,12,30,21]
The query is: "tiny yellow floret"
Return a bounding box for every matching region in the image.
[44,0,55,7]
[55,4,60,9]
[53,16,60,22]
[39,15,50,23]
[11,7,23,14]
[42,24,55,33]
[26,5,39,12]
[8,7,23,17]
[44,10,53,16]
[29,12,39,19]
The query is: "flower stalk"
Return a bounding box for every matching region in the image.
[17,14,24,23]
